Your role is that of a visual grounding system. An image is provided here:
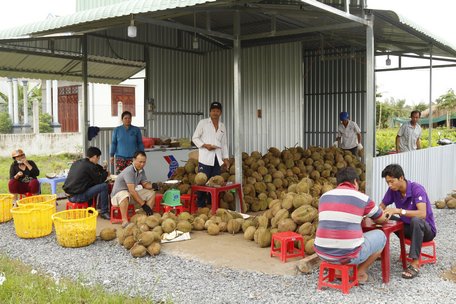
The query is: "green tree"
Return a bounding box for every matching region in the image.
[0,112,12,133]
[414,102,428,113]
[39,113,53,133]
[436,89,456,128]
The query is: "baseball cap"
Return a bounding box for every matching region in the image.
[210,101,222,111]
[339,111,349,121]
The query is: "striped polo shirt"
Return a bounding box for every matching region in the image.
[314,182,383,262]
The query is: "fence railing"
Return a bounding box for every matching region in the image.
[372,144,456,203]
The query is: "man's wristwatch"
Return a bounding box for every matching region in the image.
[401,209,407,215]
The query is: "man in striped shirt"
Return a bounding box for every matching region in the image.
[314,167,388,283]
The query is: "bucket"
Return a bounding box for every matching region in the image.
[142,137,155,148]
[162,189,181,207]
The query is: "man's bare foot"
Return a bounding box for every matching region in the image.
[358,272,369,284]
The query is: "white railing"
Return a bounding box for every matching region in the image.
[372,144,456,203]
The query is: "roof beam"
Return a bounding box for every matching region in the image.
[0,66,126,81]
[376,63,456,72]
[135,16,234,40]
[241,22,362,41]
[298,0,368,25]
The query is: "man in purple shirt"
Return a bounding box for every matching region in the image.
[380,164,436,279]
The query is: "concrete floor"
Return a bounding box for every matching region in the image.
[56,200,301,276]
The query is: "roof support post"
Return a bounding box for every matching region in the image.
[428,46,433,144]
[233,10,243,212]
[364,12,375,198]
[82,35,89,155]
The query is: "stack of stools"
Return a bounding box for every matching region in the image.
[270,231,305,262]
[318,261,359,294]
[110,204,136,224]
[401,239,437,265]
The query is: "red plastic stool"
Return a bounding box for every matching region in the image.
[110,204,136,224]
[163,205,186,215]
[18,192,33,199]
[401,239,437,266]
[66,201,89,210]
[154,193,164,213]
[270,231,305,262]
[318,261,358,294]
[180,193,197,214]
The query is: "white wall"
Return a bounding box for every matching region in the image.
[89,70,145,128]
[0,133,83,156]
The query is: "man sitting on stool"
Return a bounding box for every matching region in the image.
[63,146,110,220]
[380,164,436,279]
[110,151,155,227]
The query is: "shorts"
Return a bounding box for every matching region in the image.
[349,230,386,265]
[111,188,155,207]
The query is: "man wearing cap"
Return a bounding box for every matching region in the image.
[396,111,421,153]
[336,111,362,156]
[192,101,230,208]
[9,149,40,196]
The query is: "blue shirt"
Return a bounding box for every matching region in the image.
[110,125,144,159]
[382,180,436,235]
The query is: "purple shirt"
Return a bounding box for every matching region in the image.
[382,180,436,235]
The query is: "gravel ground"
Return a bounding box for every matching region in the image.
[1,207,455,304]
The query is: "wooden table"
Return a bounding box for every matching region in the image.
[362,217,407,283]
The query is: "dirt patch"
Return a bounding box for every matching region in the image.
[442,265,456,282]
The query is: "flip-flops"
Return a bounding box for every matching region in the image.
[402,265,419,279]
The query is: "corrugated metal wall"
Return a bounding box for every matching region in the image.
[372,145,456,203]
[303,48,366,148]
[146,41,302,155]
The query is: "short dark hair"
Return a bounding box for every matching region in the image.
[411,110,421,118]
[381,164,405,179]
[336,167,359,185]
[121,111,132,119]
[133,150,146,159]
[87,146,101,158]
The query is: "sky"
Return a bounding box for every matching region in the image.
[0,0,454,106]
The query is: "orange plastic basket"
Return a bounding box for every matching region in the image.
[0,194,14,223]
[11,203,54,238]
[17,194,57,213]
[52,207,98,248]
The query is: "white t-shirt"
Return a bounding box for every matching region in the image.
[337,120,361,149]
[192,118,229,166]
[397,122,421,152]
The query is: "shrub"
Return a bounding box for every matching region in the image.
[0,112,12,133]
[39,113,53,133]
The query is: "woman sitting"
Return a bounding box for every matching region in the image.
[8,149,40,196]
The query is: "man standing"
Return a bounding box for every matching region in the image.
[110,151,155,227]
[336,111,362,156]
[396,110,422,153]
[380,164,436,279]
[63,147,110,220]
[314,167,388,284]
[192,101,230,208]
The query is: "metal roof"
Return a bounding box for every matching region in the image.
[0,0,454,84]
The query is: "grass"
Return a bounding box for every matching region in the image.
[0,254,159,304]
[0,153,78,194]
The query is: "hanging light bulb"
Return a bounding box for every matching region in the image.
[386,54,391,66]
[128,15,137,38]
[192,36,199,49]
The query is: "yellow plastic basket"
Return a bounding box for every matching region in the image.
[11,203,54,238]
[17,194,57,214]
[0,194,14,223]
[52,207,98,248]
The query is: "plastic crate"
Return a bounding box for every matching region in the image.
[17,194,57,214]
[0,194,14,223]
[52,207,98,248]
[11,203,54,238]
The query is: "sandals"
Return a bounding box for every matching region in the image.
[402,265,419,279]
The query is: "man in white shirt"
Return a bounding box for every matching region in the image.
[396,111,422,153]
[336,111,362,156]
[192,101,230,207]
